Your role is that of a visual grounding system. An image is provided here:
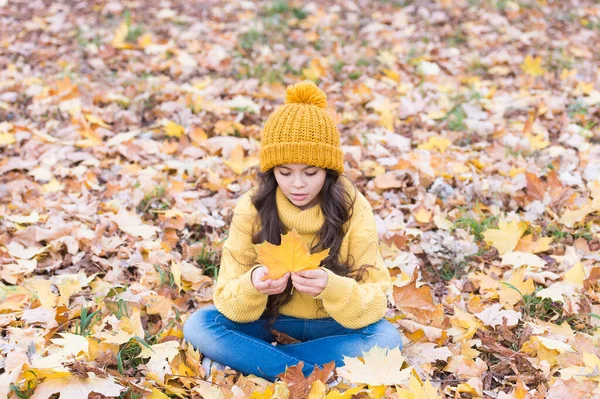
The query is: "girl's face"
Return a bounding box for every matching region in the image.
[274,163,327,210]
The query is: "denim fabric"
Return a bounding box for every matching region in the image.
[183,305,403,382]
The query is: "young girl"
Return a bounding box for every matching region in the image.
[183,80,403,382]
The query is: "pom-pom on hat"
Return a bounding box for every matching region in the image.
[259,80,344,174]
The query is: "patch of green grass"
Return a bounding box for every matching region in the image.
[442,105,468,132]
[447,28,467,47]
[236,61,285,84]
[291,7,308,19]
[356,58,372,67]
[9,378,36,399]
[567,100,588,118]
[450,212,499,241]
[123,10,144,43]
[265,0,290,15]
[194,239,220,279]
[426,251,482,282]
[240,29,264,50]
[504,284,600,333]
[467,59,487,76]
[348,71,362,80]
[116,336,152,375]
[333,60,345,74]
[118,387,144,399]
[74,306,101,337]
[136,185,169,214]
[154,264,177,289]
[546,224,594,242]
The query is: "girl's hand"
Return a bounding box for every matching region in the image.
[251,266,290,295]
[291,269,328,297]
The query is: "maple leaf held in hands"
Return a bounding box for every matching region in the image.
[254,228,330,280]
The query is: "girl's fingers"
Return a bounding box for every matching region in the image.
[291,274,311,285]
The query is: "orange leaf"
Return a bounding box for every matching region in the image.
[254,228,330,280]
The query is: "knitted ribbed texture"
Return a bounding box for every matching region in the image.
[212,178,391,329]
[259,80,345,174]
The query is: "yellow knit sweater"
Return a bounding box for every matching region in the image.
[212,177,391,329]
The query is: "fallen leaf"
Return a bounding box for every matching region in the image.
[336,346,412,386]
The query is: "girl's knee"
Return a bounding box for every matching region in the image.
[183,305,221,346]
[366,320,403,350]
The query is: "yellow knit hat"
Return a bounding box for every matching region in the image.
[259,80,344,174]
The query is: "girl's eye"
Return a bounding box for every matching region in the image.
[280,171,317,176]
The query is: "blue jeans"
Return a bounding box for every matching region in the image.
[183,305,403,382]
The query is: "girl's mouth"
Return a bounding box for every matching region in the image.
[292,194,307,200]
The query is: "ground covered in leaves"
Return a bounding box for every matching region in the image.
[1,0,600,398]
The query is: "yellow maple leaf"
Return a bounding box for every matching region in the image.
[499,267,535,308]
[337,346,412,386]
[417,136,451,152]
[164,120,185,138]
[397,373,442,399]
[223,144,259,175]
[254,228,330,280]
[447,307,482,341]
[111,22,135,50]
[514,234,553,253]
[521,55,546,77]
[29,372,124,399]
[559,203,594,228]
[84,114,111,129]
[302,58,328,81]
[482,219,528,255]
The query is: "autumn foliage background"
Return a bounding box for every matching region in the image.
[1,0,600,398]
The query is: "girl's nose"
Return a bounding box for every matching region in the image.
[293,177,305,188]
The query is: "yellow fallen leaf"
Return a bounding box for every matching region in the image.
[514,234,553,253]
[29,372,124,399]
[23,278,58,309]
[564,261,585,286]
[223,144,259,175]
[324,387,365,399]
[189,127,207,145]
[396,373,442,399]
[414,207,433,224]
[254,228,330,280]
[164,120,185,138]
[50,333,89,357]
[302,58,327,81]
[499,267,535,308]
[417,136,451,152]
[307,380,327,399]
[111,21,134,49]
[84,114,111,129]
[137,33,153,49]
[447,307,482,341]
[337,346,412,386]
[521,55,546,77]
[42,178,65,193]
[559,204,594,228]
[0,132,15,146]
[482,219,528,255]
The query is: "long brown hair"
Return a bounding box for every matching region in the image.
[249,168,375,328]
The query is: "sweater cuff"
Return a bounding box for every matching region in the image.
[239,265,267,297]
[314,267,353,301]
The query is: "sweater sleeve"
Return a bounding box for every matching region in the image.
[313,194,391,329]
[212,190,268,323]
